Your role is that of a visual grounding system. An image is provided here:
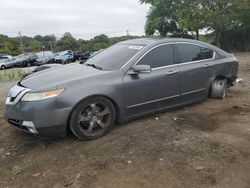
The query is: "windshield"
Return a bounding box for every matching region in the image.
[86,44,144,70]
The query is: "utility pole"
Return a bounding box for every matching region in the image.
[50,35,54,52]
[18,31,24,53]
[50,41,53,52]
[126,30,130,36]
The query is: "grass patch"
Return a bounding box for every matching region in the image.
[0,69,26,82]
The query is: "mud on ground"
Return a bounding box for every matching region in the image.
[0,53,250,188]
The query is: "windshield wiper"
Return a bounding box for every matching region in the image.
[86,63,103,70]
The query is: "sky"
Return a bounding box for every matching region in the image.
[0,0,150,39]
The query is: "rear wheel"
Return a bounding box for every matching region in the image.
[69,97,116,140]
[0,65,6,70]
[211,79,227,99]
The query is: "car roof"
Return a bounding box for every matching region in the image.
[119,38,158,46]
[119,37,211,46]
[119,37,232,57]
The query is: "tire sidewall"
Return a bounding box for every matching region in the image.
[69,97,116,140]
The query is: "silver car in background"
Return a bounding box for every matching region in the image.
[36,51,55,66]
[0,58,16,70]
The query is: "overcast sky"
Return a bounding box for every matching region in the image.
[0,0,150,39]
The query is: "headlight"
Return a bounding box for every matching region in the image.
[21,89,64,102]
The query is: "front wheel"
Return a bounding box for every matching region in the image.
[211,79,227,99]
[69,97,116,140]
[0,65,6,70]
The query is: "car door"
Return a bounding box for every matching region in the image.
[176,43,215,103]
[123,44,181,117]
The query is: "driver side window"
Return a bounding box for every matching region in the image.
[137,44,174,69]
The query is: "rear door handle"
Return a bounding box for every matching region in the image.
[166,70,178,76]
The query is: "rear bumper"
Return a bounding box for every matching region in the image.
[228,76,238,87]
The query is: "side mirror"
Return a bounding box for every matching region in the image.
[132,65,151,74]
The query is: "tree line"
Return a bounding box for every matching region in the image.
[0,33,139,56]
[1,0,249,55]
[140,0,250,51]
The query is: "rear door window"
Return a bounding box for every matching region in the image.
[177,44,214,63]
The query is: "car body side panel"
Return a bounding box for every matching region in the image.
[213,57,239,83]
[123,65,181,118]
[57,71,126,122]
[179,59,215,103]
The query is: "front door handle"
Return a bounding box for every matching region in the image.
[166,70,178,76]
[203,64,211,68]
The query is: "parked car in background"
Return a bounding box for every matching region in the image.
[55,50,74,64]
[24,64,62,77]
[0,55,13,60]
[15,54,38,67]
[89,50,103,59]
[0,58,16,70]
[82,51,91,59]
[36,51,55,66]
[73,51,85,61]
[5,38,239,140]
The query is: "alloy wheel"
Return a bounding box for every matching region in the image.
[77,102,111,137]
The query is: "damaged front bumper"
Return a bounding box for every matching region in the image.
[5,83,71,137]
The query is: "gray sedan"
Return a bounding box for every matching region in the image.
[0,58,16,70]
[5,38,239,140]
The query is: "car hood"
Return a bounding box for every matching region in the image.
[20,64,109,91]
[55,55,68,60]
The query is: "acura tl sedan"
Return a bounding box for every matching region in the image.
[5,38,239,140]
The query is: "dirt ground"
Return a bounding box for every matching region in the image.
[0,54,250,188]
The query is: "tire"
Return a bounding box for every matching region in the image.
[69,97,116,140]
[0,65,6,70]
[211,79,227,99]
[27,62,31,67]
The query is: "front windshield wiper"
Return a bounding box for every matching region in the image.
[86,63,103,70]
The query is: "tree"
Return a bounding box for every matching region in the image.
[140,0,182,37]
[145,6,179,36]
[55,32,79,51]
[179,0,206,40]
[0,38,21,56]
[0,34,8,44]
[219,0,250,51]
[43,35,56,51]
[34,35,44,43]
[30,39,43,51]
[141,0,246,47]
[200,0,242,47]
[93,34,109,43]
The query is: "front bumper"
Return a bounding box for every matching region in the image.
[8,119,38,134]
[5,85,71,137]
[55,59,64,64]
